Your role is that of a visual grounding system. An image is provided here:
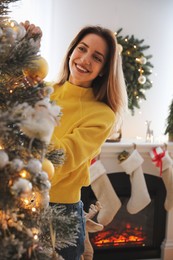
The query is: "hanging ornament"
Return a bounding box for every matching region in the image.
[10,20,26,40]
[138,75,146,84]
[27,158,42,174]
[11,178,32,196]
[23,56,49,81]
[10,158,24,172]
[42,158,55,180]
[0,150,9,169]
[139,56,147,65]
[0,28,3,38]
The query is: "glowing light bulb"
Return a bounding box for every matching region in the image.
[34,234,38,240]
[24,199,29,205]
[32,207,36,212]
[20,169,27,178]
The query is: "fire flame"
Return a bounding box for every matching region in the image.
[90,223,147,248]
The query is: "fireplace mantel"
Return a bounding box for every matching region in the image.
[99,141,173,260]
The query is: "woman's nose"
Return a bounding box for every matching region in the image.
[81,53,91,65]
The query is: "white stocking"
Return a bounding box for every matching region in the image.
[90,160,121,226]
[120,150,151,214]
[161,151,173,211]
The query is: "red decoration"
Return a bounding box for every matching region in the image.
[150,147,165,176]
[91,158,97,165]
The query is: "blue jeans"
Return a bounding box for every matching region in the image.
[50,201,85,260]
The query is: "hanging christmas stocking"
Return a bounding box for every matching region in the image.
[119,149,151,214]
[150,147,173,211]
[90,160,121,226]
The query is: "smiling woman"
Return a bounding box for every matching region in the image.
[49,25,127,260]
[9,1,173,142]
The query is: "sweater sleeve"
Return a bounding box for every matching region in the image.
[50,108,115,187]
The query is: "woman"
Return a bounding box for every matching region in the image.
[49,25,127,260]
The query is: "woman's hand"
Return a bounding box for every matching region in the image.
[20,20,42,43]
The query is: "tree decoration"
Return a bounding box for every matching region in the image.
[164,98,173,142]
[116,28,154,114]
[23,56,49,82]
[42,157,55,180]
[0,1,78,259]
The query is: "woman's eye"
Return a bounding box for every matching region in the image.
[94,55,102,63]
[78,46,85,52]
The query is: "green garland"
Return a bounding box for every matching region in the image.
[116,28,154,114]
[165,99,173,135]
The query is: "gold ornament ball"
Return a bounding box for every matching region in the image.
[42,158,55,180]
[23,56,49,80]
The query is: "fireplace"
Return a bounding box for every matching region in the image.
[82,142,173,260]
[82,173,166,260]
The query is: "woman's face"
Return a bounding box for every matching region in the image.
[69,33,108,88]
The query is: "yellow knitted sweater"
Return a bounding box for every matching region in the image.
[50,81,115,203]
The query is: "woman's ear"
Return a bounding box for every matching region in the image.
[99,71,104,77]
[99,67,106,77]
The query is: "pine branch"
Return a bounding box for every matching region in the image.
[0,0,19,16]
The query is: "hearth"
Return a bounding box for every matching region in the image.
[81,172,167,260]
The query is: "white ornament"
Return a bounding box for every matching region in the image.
[0,150,9,169]
[44,180,51,190]
[27,158,42,174]
[15,24,26,40]
[140,56,147,65]
[5,27,17,41]
[39,171,49,181]
[11,178,32,196]
[138,75,146,84]
[11,158,24,171]
[20,98,61,144]
[40,192,50,208]
[0,27,3,38]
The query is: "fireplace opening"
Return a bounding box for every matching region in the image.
[81,172,167,260]
[90,197,154,249]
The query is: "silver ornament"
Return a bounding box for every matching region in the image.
[0,150,9,169]
[138,75,146,84]
[27,158,42,174]
[11,158,24,171]
[11,178,32,196]
[140,56,147,65]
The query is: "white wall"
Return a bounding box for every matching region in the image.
[10,0,173,142]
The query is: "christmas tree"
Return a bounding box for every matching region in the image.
[0,1,78,259]
[165,98,173,142]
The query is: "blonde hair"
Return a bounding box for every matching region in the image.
[57,26,128,117]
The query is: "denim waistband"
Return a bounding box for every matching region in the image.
[49,200,83,210]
